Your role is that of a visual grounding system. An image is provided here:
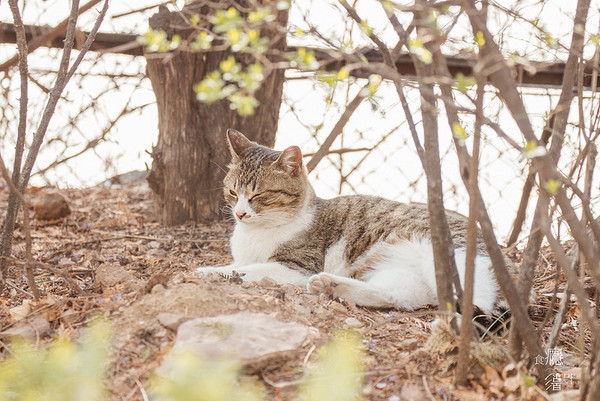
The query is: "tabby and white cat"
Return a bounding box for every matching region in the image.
[198,129,498,312]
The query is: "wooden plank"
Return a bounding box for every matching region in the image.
[0,22,594,89]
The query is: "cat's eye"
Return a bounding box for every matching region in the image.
[248,193,262,202]
[229,189,237,197]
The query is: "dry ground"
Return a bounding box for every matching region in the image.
[0,180,592,401]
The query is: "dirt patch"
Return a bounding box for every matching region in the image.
[0,182,591,400]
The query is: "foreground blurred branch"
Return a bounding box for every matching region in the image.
[456,24,486,384]
[508,0,590,360]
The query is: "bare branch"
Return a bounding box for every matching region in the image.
[456,32,486,385]
[306,83,369,172]
[0,0,109,293]
[0,151,39,299]
[0,0,104,73]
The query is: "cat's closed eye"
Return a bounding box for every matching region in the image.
[248,193,262,202]
[229,189,238,197]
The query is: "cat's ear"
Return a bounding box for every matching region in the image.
[226,129,253,159]
[275,146,303,176]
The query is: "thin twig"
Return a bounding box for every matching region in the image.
[541,213,600,344]
[134,378,150,401]
[0,152,39,299]
[0,0,109,295]
[5,280,35,298]
[422,376,437,401]
[2,0,30,291]
[456,33,486,385]
[306,83,370,172]
[0,0,103,73]
[34,263,86,296]
[547,283,571,350]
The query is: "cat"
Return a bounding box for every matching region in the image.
[197,129,498,312]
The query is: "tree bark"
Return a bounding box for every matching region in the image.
[145,2,288,225]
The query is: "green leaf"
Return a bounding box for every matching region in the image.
[475,31,485,47]
[408,37,433,64]
[299,331,363,401]
[367,74,382,95]
[228,93,260,116]
[521,140,547,159]
[452,122,467,146]
[359,20,373,36]
[247,29,260,44]
[337,66,349,80]
[219,56,239,74]
[455,72,477,94]
[248,7,271,23]
[289,47,319,70]
[522,374,537,387]
[194,71,227,103]
[0,320,109,401]
[545,34,557,48]
[210,7,243,34]
[191,31,213,51]
[543,179,561,196]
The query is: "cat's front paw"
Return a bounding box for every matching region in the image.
[308,273,338,296]
[196,266,230,277]
[196,266,218,274]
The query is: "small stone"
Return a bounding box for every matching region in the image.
[157,312,187,331]
[58,258,75,268]
[329,302,346,314]
[503,375,521,392]
[95,263,142,292]
[344,317,364,328]
[294,302,311,316]
[32,192,71,220]
[147,248,167,258]
[154,328,168,338]
[9,300,32,321]
[398,338,419,351]
[258,276,277,287]
[399,384,426,400]
[1,316,51,341]
[151,284,166,294]
[281,284,299,296]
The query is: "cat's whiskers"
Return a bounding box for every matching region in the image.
[220,204,237,223]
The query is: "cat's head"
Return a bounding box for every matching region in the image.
[223,129,312,226]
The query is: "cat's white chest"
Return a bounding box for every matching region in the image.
[230,209,314,264]
[230,226,281,264]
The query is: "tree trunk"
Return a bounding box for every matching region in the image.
[145,2,288,225]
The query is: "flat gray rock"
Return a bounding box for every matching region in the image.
[0,316,51,341]
[158,312,315,373]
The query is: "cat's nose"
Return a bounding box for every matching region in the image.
[236,211,247,220]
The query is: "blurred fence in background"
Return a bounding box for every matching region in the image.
[1,0,598,242]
